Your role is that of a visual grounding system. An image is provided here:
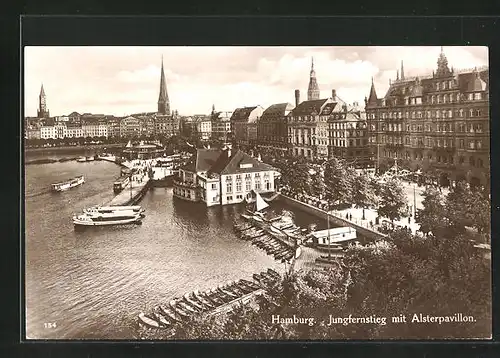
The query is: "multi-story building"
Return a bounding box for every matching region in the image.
[327,95,371,168]
[40,123,57,139]
[230,106,264,147]
[287,90,336,161]
[82,115,108,138]
[174,146,279,206]
[211,108,232,142]
[139,116,156,137]
[26,126,41,140]
[120,116,141,138]
[66,122,83,138]
[257,102,294,153]
[365,47,489,187]
[173,148,222,202]
[196,116,212,141]
[68,112,81,125]
[54,122,67,139]
[107,117,121,138]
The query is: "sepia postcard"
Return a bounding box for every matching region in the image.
[23,45,491,341]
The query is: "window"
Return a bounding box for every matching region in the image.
[227,196,233,201]
[236,182,242,192]
[245,182,251,191]
[474,92,482,100]
[255,181,261,191]
[211,183,217,190]
[226,183,233,193]
[459,139,464,148]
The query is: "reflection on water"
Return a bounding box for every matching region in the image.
[26,161,309,340]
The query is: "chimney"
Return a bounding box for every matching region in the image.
[332,89,337,99]
[294,89,300,107]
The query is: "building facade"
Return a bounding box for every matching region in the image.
[196,116,212,141]
[120,116,142,138]
[174,147,279,207]
[230,106,264,147]
[327,95,371,168]
[365,48,489,187]
[287,92,336,161]
[257,102,294,152]
[211,109,232,142]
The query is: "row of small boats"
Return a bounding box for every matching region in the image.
[238,227,295,263]
[234,216,306,263]
[138,269,281,331]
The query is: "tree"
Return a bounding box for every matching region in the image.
[323,157,353,206]
[444,181,474,234]
[415,186,446,236]
[377,178,407,224]
[352,173,377,220]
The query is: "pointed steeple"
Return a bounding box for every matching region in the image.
[436,46,451,77]
[307,57,320,101]
[37,83,49,118]
[367,77,378,107]
[400,60,405,80]
[396,69,399,81]
[157,56,170,115]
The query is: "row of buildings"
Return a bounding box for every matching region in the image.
[215,51,489,187]
[25,111,181,140]
[26,49,490,188]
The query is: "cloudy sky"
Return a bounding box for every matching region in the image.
[24,46,488,117]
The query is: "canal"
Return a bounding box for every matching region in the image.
[24,159,330,340]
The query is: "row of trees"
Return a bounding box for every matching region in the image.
[416,182,490,241]
[272,156,409,224]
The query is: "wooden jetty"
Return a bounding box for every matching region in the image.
[107,176,150,206]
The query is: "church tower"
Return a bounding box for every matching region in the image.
[37,83,49,118]
[157,56,170,115]
[307,57,320,101]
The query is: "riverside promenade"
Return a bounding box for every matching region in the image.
[278,193,388,242]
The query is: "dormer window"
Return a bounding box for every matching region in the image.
[239,163,253,169]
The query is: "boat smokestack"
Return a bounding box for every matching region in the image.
[294,89,300,107]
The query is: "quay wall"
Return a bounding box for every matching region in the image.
[277,194,387,242]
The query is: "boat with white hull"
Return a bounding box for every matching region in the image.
[72,210,142,227]
[84,205,145,217]
[51,175,85,192]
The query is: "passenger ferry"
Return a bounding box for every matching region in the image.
[113,175,131,193]
[72,210,142,227]
[84,205,145,218]
[51,175,85,192]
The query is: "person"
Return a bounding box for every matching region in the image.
[408,216,411,224]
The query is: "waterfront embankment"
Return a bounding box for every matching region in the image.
[25,143,124,155]
[277,193,387,242]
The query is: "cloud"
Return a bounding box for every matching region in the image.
[24,46,489,117]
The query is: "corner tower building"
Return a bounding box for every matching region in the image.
[307,57,320,101]
[157,57,171,115]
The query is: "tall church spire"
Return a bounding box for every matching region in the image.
[37,83,49,118]
[307,57,320,101]
[157,56,170,115]
[400,60,405,80]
